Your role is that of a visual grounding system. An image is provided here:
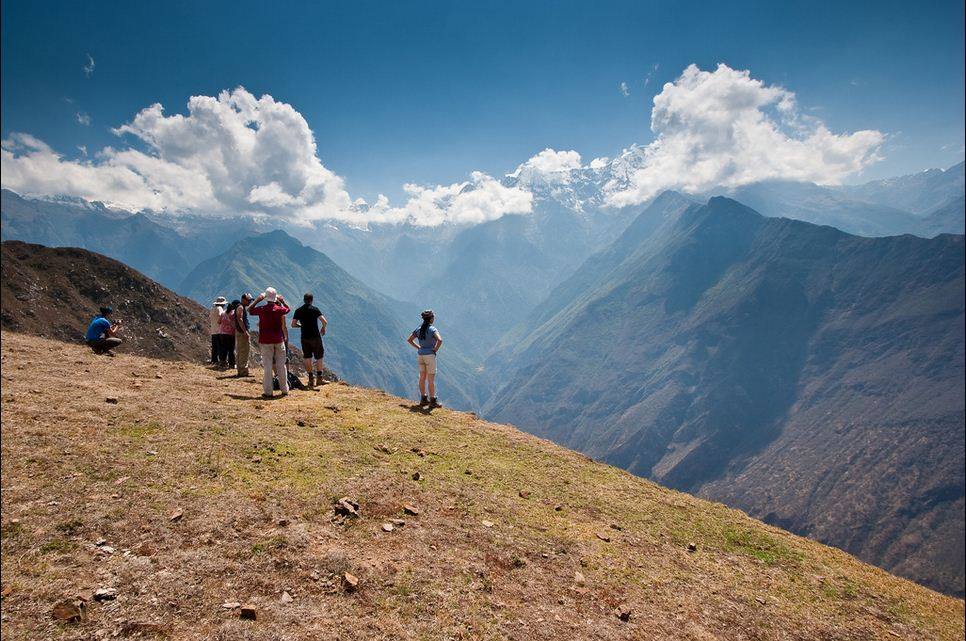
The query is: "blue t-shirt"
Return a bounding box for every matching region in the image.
[411,325,440,355]
[85,316,111,341]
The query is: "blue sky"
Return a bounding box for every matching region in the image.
[2,0,963,211]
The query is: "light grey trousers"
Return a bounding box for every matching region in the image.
[259,342,288,396]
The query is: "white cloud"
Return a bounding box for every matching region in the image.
[0,87,532,227]
[605,63,884,206]
[643,63,659,88]
[75,112,91,126]
[371,172,533,227]
[83,54,95,78]
[618,81,630,97]
[1,66,886,226]
[508,148,583,186]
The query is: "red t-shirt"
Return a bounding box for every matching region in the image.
[249,302,290,344]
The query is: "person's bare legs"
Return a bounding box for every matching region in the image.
[427,373,436,399]
[303,357,313,377]
[418,371,427,398]
[315,358,324,380]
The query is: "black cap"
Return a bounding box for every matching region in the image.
[99,306,113,316]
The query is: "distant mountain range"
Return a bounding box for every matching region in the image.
[483,195,965,595]
[0,189,256,290]
[841,161,965,215]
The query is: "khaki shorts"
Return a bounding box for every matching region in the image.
[417,353,437,375]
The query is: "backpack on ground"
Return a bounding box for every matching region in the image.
[273,371,305,391]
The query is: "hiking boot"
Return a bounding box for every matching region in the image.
[315,371,325,385]
[428,397,441,408]
[419,395,429,406]
[307,373,315,387]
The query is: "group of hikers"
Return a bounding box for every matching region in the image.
[84,291,444,407]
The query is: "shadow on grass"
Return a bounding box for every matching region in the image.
[400,403,433,415]
[225,393,285,401]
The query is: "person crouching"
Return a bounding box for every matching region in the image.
[85,306,123,355]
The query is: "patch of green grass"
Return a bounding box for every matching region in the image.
[250,536,287,557]
[39,538,75,554]
[722,525,802,566]
[1,520,24,539]
[116,421,162,439]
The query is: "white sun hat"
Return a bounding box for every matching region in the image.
[264,287,277,302]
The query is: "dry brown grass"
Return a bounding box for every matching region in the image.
[1,331,963,640]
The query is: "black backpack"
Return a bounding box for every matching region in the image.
[273,371,305,391]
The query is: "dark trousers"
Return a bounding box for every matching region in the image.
[210,335,219,362]
[87,337,122,353]
[216,333,235,368]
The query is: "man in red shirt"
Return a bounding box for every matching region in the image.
[248,287,291,398]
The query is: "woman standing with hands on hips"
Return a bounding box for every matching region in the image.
[407,310,443,408]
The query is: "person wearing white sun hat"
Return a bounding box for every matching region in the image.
[248,287,291,398]
[208,296,227,364]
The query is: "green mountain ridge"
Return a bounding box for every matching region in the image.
[483,196,965,596]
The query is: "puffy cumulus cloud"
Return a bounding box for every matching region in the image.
[508,148,584,185]
[605,63,884,206]
[618,81,630,97]
[369,172,533,227]
[0,88,531,227]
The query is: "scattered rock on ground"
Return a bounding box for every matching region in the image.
[616,604,632,622]
[411,471,423,481]
[334,497,360,517]
[51,599,85,623]
[239,605,258,620]
[381,522,394,532]
[93,587,117,602]
[687,542,698,552]
[168,509,184,523]
[481,520,494,528]
[519,490,531,499]
[280,591,294,604]
[596,531,611,542]
[402,503,420,516]
[105,396,118,404]
[342,572,359,592]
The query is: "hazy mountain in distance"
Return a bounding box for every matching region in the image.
[719,180,924,236]
[483,196,965,596]
[179,230,484,408]
[842,161,965,215]
[410,158,641,358]
[486,190,697,376]
[920,195,966,237]
[0,189,251,290]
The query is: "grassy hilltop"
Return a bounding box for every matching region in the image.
[1,331,962,640]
